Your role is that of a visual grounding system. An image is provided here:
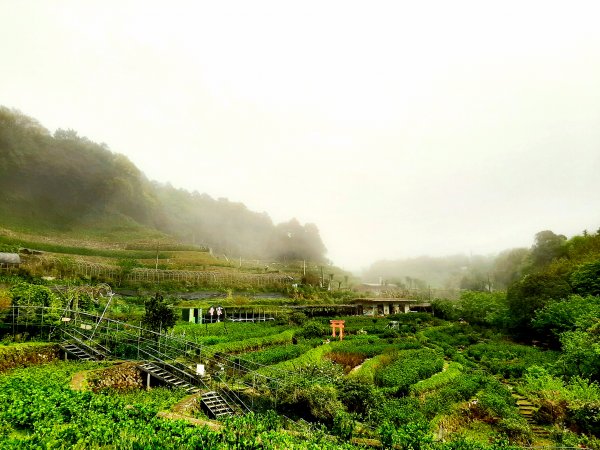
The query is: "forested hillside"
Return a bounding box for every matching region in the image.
[431,229,600,341]
[0,107,326,261]
[363,229,600,291]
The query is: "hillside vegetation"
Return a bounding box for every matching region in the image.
[364,228,600,291]
[0,106,326,262]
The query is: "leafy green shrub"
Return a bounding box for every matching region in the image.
[378,420,396,449]
[277,376,344,423]
[532,295,600,343]
[411,362,463,395]
[507,272,572,332]
[242,343,311,366]
[559,327,600,380]
[466,341,558,378]
[420,372,495,419]
[497,417,532,442]
[419,324,479,352]
[289,311,308,325]
[336,378,378,417]
[395,421,433,450]
[458,291,510,328]
[295,320,328,339]
[205,329,295,357]
[524,366,600,434]
[374,397,425,427]
[259,343,338,377]
[375,348,444,394]
[571,260,600,296]
[332,411,356,441]
[382,328,400,338]
[347,352,393,384]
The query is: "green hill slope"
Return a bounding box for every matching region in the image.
[0,106,326,262]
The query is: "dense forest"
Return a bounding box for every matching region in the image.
[364,229,600,291]
[0,107,327,262]
[430,228,600,340]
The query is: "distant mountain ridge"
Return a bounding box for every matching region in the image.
[0,106,327,262]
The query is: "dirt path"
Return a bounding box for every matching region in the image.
[70,370,89,391]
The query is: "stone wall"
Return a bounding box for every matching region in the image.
[0,343,60,372]
[86,362,144,391]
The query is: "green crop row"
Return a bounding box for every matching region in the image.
[0,362,358,449]
[347,352,394,384]
[257,342,340,377]
[375,348,444,394]
[0,235,168,259]
[410,361,463,395]
[241,343,312,366]
[173,322,291,344]
[204,329,296,357]
[466,341,559,378]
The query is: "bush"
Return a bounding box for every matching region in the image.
[378,420,396,449]
[571,260,600,297]
[507,272,572,333]
[295,320,328,339]
[332,411,355,441]
[421,372,494,419]
[374,397,425,427]
[277,380,343,423]
[411,362,463,395]
[395,421,433,450]
[242,343,310,366]
[466,341,558,378]
[432,299,459,321]
[336,378,377,417]
[497,417,532,442]
[288,311,308,325]
[375,348,444,394]
[532,295,600,344]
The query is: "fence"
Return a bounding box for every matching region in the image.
[24,255,296,289]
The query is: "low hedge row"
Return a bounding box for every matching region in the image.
[410,361,463,396]
[203,329,295,357]
[375,348,444,394]
[0,343,60,372]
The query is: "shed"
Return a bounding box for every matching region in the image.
[353,297,431,316]
[0,252,21,270]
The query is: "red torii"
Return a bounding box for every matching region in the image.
[330,320,345,341]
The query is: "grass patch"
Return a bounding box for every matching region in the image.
[0,235,168,259]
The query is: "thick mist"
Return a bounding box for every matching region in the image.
[1,2,599,270]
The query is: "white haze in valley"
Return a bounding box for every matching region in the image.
[1,1,600,271]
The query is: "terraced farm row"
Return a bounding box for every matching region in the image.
[1,277,600,449]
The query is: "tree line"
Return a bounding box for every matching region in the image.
[0,107,327,262]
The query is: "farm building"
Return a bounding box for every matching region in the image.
[353,297,431,316]
[0,253,21,271]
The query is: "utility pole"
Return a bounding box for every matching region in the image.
[155,243,159,271]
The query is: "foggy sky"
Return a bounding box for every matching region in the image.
[1,1,599,271]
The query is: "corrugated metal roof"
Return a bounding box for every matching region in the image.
[0,253,21,264]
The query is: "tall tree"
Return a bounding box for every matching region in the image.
[529,230,567,269]
[142,293,176,334]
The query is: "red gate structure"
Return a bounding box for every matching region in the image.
[330,320,345,341]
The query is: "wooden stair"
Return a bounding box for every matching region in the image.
[201,391,235,419]
[138,362,201,394]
